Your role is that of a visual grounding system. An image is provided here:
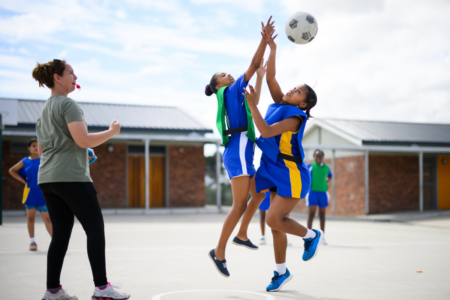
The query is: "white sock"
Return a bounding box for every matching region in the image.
[276,263,286,275]
[303,229,317,239]
[30,237,35,243]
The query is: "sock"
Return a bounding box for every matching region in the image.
[30,237,35,243]
[47,287,60,293]
[98,284,107,290]
[303,229,317,239]
[276,263,287,276]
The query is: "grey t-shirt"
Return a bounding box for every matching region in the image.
[36,95,92,184]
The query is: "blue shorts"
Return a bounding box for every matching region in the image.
[223,132,256,179]
[25,204,48,212]
[306,191,329,208]
[255,155,310,199]
[258,191,271,211]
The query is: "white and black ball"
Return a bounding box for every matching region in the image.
[285,11,318,45]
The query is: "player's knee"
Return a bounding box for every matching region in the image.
[266,214,280,229]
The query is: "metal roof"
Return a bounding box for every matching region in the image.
[2,98,212,133]
[318,119,450,146]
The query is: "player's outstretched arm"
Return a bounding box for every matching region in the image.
[244,85,301,138]
[254,58,267,105]
[262,29,283,104]
[244,16,274,83]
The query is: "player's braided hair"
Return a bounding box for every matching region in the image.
[205,73,220,96]
[32,60,66,88]
[303,84,317,120]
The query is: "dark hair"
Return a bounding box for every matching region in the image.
[27,138,38,148]
[32,59,66,88]
[304,84,317,120]
[314,149,324,157]
[205,73,219,96]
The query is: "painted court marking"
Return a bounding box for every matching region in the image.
[151,290,275,300]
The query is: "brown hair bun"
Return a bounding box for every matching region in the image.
[32,60,66,88]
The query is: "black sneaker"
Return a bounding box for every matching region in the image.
[208,249,230,278]
[232,236,259,250]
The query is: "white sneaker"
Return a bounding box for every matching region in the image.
[259,236,266,245]
[288,239,292,247]
[92,282,130,300]
[321,237,328,245]
[42,286,77,300]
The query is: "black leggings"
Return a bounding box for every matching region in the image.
[39,182,107,289]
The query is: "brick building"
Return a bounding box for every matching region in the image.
[295,119,450,216]
[1,98,221,212]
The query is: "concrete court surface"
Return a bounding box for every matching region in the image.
[1,213,449,300]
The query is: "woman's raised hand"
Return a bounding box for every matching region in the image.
[242,85,257,107]
[109,119,121,136]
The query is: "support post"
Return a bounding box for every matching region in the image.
[145,139,150,211]
[365,150,369,215]
[331,149,336,212]
[216,142,222,210]
[419,151,423,212]
[0,114,2,225]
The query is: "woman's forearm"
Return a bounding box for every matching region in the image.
[83,130,116,149]
[245,38,268,82]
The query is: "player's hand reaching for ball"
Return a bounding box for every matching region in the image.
[262,28,278,49]
[242,85,257,107]
[261,16,275,39]
[110,119,121,136]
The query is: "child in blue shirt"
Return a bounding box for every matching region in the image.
[9,138,52,251]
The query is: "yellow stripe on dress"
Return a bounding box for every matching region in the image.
[279,131,302,198]
[22,183,30,204]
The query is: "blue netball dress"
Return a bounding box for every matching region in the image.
[222,73,256,179]
[255,103,311,199]
[21,157,46,207]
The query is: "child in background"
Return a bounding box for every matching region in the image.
[306,149,332,245]
[9,138,52,251]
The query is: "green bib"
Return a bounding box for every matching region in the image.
[311,162,330,192]
[215,85,256,147]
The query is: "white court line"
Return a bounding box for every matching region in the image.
[152,290,275,300]
[2,242,450,254]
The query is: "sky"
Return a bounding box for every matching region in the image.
[1,0,450,157]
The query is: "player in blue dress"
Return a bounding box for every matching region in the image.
[243,27,322,292]
[205,17,274,278]
[9,138,52,251]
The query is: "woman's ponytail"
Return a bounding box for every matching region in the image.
[32,60,66,88]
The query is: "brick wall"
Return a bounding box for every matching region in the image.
[369,155,419,213]
[89,143,127,208]
[293,155,366,216]
[1,141,127,210]
[168,145,206,207]
[2,141,28,210]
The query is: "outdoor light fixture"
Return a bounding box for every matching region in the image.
[443,158,447,165]
[179,147,184,153]
[107,145,114,153]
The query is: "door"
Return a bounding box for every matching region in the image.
[437,156,450,209]
[128,156,165,208]
[423,157,437,210]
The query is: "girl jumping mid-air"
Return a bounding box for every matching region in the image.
[205,17,274,278]
[243,25,322,292]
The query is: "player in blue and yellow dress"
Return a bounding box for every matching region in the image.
[9,138,52,251]
[243,27,322,292]
[205,17,275,278]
